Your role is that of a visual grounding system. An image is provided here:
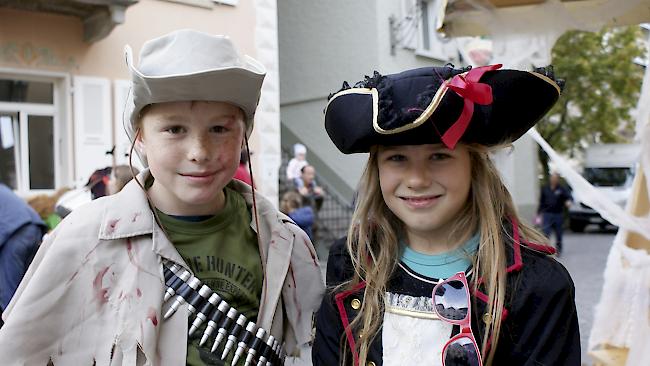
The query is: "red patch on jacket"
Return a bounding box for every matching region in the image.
[147,307,158,326]
[93,266,111,306]
[107,219,120,234]
[126,239,146,272]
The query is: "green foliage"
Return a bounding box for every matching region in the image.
[536,26,646,177]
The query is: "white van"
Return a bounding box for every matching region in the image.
[568,143,641,232]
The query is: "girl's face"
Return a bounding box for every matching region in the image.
[138,101,245,215]
[377,144,472,249]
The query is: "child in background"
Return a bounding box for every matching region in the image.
[0,29,323,365]
[312,64,579,365]
[280,191,315,240]
[286,143,308,181]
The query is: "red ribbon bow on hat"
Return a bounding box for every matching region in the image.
[440,64,502,149]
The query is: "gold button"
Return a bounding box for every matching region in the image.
[351,298,362,310]
[367,362,376,366]
[482,313,492,325]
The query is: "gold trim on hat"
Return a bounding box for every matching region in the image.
[373,82,451,135]
[372,69,561,135]
[328,69,560,139]
[326,88,379,128]
[529,71,562,95]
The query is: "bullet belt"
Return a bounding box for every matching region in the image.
[162,261,285,366]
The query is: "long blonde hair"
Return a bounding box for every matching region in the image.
[342,143,548,366]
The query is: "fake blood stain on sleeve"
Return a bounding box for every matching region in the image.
[93,266,112,307]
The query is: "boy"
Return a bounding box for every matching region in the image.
[0,29,323,365]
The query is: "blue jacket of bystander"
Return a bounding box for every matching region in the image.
[288,206,315,239]
[0,184,47,310]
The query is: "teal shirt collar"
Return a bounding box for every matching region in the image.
[400,233,480,279]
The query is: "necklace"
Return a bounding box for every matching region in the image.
[401,256,465,267]
[398,262,474,284]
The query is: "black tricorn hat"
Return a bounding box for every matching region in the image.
[324,64,563,154]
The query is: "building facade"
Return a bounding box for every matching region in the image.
[0,0,282,202]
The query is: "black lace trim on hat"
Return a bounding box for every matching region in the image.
[533,65,566,91]
[326,64,470,131]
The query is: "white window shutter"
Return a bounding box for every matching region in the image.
[113,80,142,170]
[72,76,112,184]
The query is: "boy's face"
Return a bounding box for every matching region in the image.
[138,101,245,215]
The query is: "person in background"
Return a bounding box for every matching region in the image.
[233,148,253,185]
[106,165,139,196]
[0,183,47,316]
[280,191,315,240]
[294,164,325,211]
[27,187,70,231]
[54,166,137,221]
[286,143,308,181]
[537,172,572,256]
[85,167,112,199]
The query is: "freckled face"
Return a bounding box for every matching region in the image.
[138,101,245,215]
[377,144,472,245]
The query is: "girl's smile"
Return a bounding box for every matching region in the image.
[399,194,443,209]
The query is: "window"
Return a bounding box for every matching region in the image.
[0,79,53,104]
[0,114,18,189]
[0,78,57,192]
[583,167,634,188]
[28,115,55,189]
[416,0,456,61]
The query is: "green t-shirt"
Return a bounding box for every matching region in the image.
[157,187,263,366]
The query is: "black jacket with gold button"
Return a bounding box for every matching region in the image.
[312,222,581,366]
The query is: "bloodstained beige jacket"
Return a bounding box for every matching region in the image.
[0,171,324,365]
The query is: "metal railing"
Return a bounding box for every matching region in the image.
[279,147,354,250]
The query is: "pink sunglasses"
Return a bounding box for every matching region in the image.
[432,271,483,366]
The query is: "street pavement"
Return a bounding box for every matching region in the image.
[287,226,615,366]
[556,226,616,365]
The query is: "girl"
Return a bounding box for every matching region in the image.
[313,64,580,365]
[280,191,315,240]
[0,30,323,365]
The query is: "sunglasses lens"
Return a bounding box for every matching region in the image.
[434,280,469,321]
[443,337,481,366]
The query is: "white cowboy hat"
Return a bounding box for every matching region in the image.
[123,29,266,165]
